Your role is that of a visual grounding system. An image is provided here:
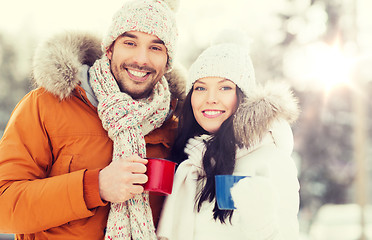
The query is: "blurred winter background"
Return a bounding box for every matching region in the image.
[0,0,372,239]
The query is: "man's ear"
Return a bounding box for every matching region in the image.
[165,58,170,72]
[107,44,114,60]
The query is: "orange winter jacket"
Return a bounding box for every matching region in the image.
[0,32,185,240]
[0,86,178,240]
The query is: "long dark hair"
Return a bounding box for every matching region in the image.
[170,87,244,223]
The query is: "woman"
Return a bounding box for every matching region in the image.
[157,42,300,240]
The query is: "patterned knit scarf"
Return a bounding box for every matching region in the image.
[89,54,171,240]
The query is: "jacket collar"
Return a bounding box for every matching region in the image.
[79,64,99,107]
[32,31,186,116]
[233,81,300,150]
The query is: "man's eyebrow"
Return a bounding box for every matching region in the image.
[152,39,165,45]
[122,32,137,39]
[121,32,165,45]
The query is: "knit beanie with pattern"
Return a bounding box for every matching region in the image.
[102,0,178,69]
[187,43,256,97]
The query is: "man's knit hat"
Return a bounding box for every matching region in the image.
[187,43,256,97]
[102,0,178,69]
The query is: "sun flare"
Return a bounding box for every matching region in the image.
[310,41,354,92]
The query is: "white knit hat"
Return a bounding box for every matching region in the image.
[187,43,256,97]
[102,0,178,69]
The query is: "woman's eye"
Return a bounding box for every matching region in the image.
[221,86,233,91]
[194,86,205,91]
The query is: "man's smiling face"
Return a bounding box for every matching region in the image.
[107,31,168,99]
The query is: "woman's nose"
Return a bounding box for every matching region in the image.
[206,90,218,104]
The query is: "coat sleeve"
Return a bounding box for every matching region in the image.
[270,151,300,240]
[0,91,94,234]
[231,147,300,240]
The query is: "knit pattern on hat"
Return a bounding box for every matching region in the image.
[102,0,178,69]
[89,54,171,240]
[187,43,256,97]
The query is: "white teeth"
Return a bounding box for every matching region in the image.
[128,69,147,77]
[204,111,221,115]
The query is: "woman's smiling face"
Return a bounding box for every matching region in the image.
[191,77,238,134]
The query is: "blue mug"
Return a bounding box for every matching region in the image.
[215,175,248,210]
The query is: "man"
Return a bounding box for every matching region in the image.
[0,0,185,239]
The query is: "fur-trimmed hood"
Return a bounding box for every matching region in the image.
[233,82,300,150]
[31,31,186,110]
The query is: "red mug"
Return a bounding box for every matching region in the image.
[144,158,177,195]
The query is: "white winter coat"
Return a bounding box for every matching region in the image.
[157,82,300,240]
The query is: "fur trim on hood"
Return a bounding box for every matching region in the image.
[233,82,300,149]
[32,31,186,111]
